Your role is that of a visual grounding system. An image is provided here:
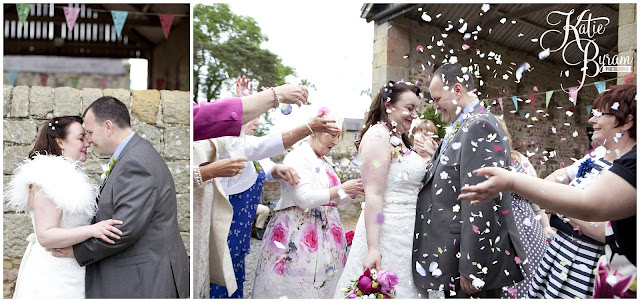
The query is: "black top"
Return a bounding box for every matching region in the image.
[607,145,636,266]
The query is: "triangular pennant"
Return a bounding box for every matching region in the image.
[63,7,80,33]
[111,10,128,38]
[568,86,578,106]
[519,110,525,119]
[511,96,518,111]
[71,76,79,88]
[497,97,503,112]
[8,70,19,86]
[586,105,593,115]
[17,4,31,29]
[158,14,175,40]
[156,78,165,90]
[39,73,48,86]
[594,81,606,94]
[545,91,553,108]
[483,99,491,108]
[624,72,635,84]
[528,94,535,108]
[100,77,107,89]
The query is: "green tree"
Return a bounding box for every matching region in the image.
[419,106,446,139]
[193,4,295,103]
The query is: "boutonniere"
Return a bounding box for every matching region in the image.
[576,158,595,178]
[444,121,461,140]
[101,158,117,183]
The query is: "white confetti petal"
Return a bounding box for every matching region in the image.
[416,262,427,276]
[274,241,286,250]
[421,12,432,22]
[451,142,462,150]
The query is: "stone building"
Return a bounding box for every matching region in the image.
[3,55,130,89]
[2,85,190,297]
[361,3,636,177]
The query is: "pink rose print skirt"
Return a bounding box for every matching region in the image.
[251,205,347,298]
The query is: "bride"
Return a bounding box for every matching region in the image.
[6,116,123,299]
[334,81,425,298]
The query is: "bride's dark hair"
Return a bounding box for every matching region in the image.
[29,116,83,159]
[356,81,421,150]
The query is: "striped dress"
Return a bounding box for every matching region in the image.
[528,157,611,298]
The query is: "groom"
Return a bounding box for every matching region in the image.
[53,96,189,298]
[412,64,527,298]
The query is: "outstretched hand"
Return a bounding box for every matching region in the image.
[272,164,300,186]
[307,112,340,135]
[236,75,253,97]
[457,167,514,204]
[273,84,309,107]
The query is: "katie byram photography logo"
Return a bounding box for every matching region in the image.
[538,9,633,92]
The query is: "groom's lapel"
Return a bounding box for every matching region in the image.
[97,133,141,198]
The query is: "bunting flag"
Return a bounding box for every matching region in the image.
[158,14,175,40]
[39,73,48,86]
[594,81,606,94]
[624,72,635,84]
[156,78,165,90]
[519,110,525,119]
[586,105,593,115]
[111,10,128,38]
[483,99,491,108]
[545,90,553,108]
[63,7,80,33]
[17,4,31,29]
[8,70,19,86]
[100,77,107,89]
[568,86,578,106]
[71,76,79,88]
[528,94,535,108]
[511,96,518,111]
[497,97,503,112]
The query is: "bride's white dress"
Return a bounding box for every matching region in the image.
[6,155,97,299]
[334,150,426,299]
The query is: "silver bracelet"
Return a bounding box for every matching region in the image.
[271,87,282,108]
[194,166,204,187]
[306,123,313,134]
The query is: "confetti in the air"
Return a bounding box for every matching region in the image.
[339,158,350,168]
[421,12,432,22]
[280,104,293,115]
[481,4,490,12]
[539,48,550,60]
[416,262,427,276]
[417,45,424,52]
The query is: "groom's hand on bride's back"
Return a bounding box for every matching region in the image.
[46,246,73,258]
[90,219,124,244]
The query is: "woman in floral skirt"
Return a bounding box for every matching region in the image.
[251,109,364,298]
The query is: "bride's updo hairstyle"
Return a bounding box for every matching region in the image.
[356,80,421,150]
[28,116,83,159]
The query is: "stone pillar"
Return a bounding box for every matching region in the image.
[372,20,411,94]
[618,3,636,84]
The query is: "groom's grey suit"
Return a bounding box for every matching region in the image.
[73,133,189,298]
[412,104,527,297]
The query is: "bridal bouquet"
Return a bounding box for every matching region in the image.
[342,268,398,299]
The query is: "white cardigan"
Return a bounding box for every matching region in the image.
[217,134,283,196]
[275,142,354,211]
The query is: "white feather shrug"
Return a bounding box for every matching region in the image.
[5,155,98,218]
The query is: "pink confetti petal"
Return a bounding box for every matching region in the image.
[505,250,511,256]
[472,224,479,233]
[376,213,385,224]
[493,145,503,151]
[501,209,509,215]
[533,86,539,92]
[416,45,424,52]
[514,256,522,264]
[462,44,470,50]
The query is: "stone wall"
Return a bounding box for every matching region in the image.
[617,3,637,84]
[2,85,190,298]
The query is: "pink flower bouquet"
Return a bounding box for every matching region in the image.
[341,268,398,299]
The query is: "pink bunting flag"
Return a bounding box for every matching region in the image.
[63,7,80,33]
[100,77,107,89]
[497,97,503,112]
[158,14,175,40]
[528,94,535,108]
[39,73,48,86]
[568,86,578,106]
[156,78,165,90]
